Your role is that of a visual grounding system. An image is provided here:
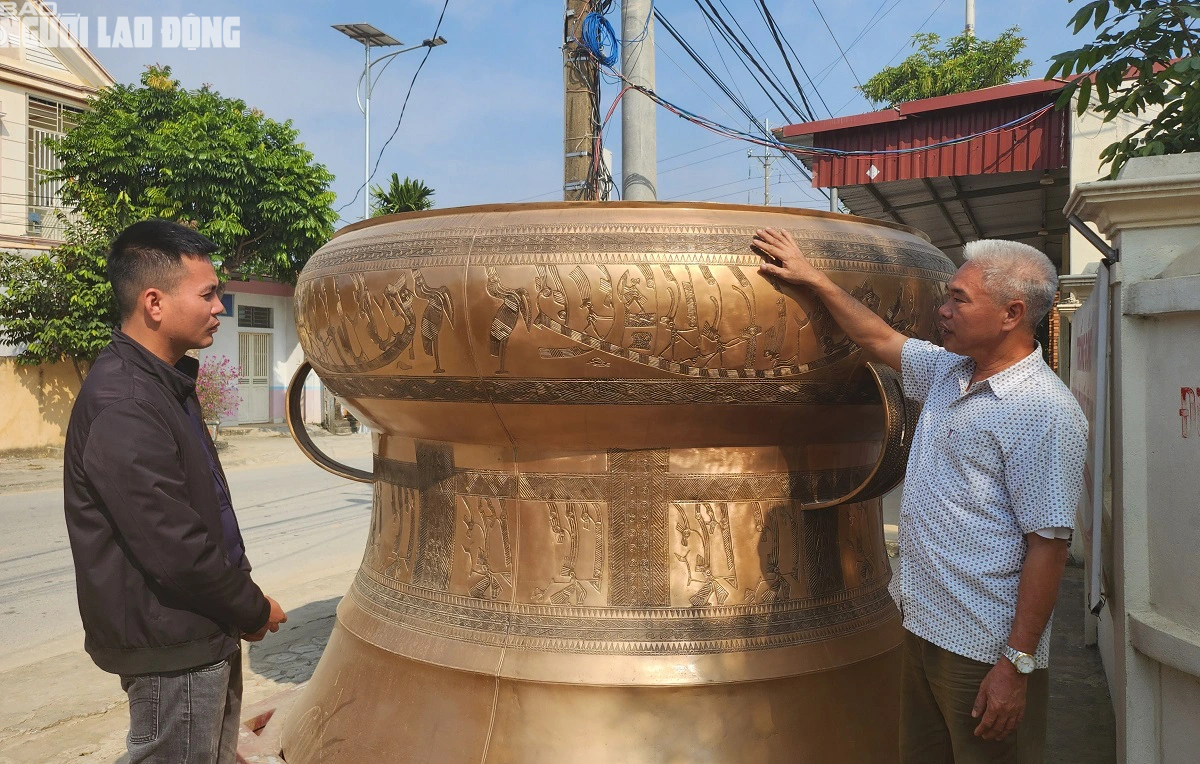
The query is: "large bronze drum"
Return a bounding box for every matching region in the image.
[282,202,954,762]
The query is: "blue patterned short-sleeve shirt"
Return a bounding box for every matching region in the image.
[889,339,1088,667]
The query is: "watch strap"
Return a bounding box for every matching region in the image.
[1002,645,1035,673]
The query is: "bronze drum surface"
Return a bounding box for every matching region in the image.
[282,202,954,762]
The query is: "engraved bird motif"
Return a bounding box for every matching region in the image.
[414,271,455,373]
[485,266,531,374]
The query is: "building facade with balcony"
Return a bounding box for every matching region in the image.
[0,2,113,251]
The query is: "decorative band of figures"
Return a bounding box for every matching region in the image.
[353,449,892,656]
[295,221,951,382]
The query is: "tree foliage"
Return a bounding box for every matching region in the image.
[1047,0,1200,178]
[859,28,1032,107]
[0,223,112,376]
[370,174,435,216]
[0,65,337,366]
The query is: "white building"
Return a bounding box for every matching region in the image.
[199,278,322,427]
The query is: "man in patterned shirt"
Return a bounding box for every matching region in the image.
[753,229,1087,763]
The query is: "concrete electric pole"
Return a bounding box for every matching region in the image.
[747,119,775,205]
[965,0,975,35]
[620,0,657,200]
[563,0,598,201]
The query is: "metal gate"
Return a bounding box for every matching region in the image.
[237,332,272,424]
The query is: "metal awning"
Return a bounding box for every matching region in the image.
[832,168,1070,264]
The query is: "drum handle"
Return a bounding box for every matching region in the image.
[284,359,914,497]
[285,362,374,484]
[802,362,920,510]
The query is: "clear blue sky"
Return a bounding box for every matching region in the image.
[55,0,1087,225]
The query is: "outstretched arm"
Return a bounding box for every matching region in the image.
[753,227,907,371]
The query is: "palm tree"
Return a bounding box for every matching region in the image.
[370,174,435,217]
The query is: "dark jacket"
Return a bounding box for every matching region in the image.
[63,331,270,676]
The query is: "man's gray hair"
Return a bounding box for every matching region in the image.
[962,239,1059,329]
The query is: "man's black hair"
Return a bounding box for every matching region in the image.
[108,219,219,319]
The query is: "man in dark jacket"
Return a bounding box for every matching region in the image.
[64,219,287,763]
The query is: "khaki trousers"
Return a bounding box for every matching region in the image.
[900,630,1048,763]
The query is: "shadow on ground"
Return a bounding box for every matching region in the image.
[246,596,341,685]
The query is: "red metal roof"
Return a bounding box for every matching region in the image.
[777,78,1071,189]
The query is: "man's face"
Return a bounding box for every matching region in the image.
[937,262,1015,358]
[159,255,223,352]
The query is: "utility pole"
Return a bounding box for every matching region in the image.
[747,119,775,205]
[621,0,657,200]
[965,0,975,35]
[563,0,598,201]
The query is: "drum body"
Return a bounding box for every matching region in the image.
[282,202,955,763]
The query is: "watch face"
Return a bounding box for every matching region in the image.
[1015,653,1035,673]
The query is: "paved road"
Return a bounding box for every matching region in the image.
[0,455,373,671]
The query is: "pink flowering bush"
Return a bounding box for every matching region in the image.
[196,356,241,422]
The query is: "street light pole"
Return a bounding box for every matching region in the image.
[333,24,447,220]
[362,41,373,221]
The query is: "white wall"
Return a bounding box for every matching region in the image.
[1068,154,1200,764]
[1067,94,1162,276]
[0,83,30,241]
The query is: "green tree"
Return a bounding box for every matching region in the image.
[370,174,435,217]
[1047,0,1200,178]
[859,28,1033,107]
[0,65,337,368]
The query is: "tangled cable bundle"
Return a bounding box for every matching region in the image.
[579,12,619,67]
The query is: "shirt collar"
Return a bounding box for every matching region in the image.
[963,344,1045,400]
[109,330,199,404]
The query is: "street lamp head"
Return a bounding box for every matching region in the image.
[333,23,401,48]
[423,36,448,48]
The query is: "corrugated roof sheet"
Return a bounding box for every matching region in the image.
[777,79,1070,188]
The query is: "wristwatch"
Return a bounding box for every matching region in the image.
[1002,645,1036,674]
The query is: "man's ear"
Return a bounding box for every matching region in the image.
[141,287,166,325]
[1002,299,1027,332]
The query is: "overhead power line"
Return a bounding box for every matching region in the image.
[812,0,905,85]
[648,9,827,195]
[690,0,809,122]
[808,0,870,104]
[753,0,829,119]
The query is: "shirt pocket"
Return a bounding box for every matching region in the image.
[942,425,1003,483]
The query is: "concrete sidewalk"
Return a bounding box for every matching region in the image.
[0,570,353,763]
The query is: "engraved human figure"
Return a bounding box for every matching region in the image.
[884,284,918,336]
[380,273,417,368]
[567,265,614,339]
[535,264,569,324]
[534,501,605,605]
[310,280,347,366]
[332,281,369,364]
[616,271,652,316]
[460,497,512,601]
[745,503,793,605]
[673,502,737,608]
[657,265,700,360]
[351,272,390,352]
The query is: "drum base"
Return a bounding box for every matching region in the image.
[280,620,901,764]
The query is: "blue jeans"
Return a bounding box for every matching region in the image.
[119,650,242,764]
